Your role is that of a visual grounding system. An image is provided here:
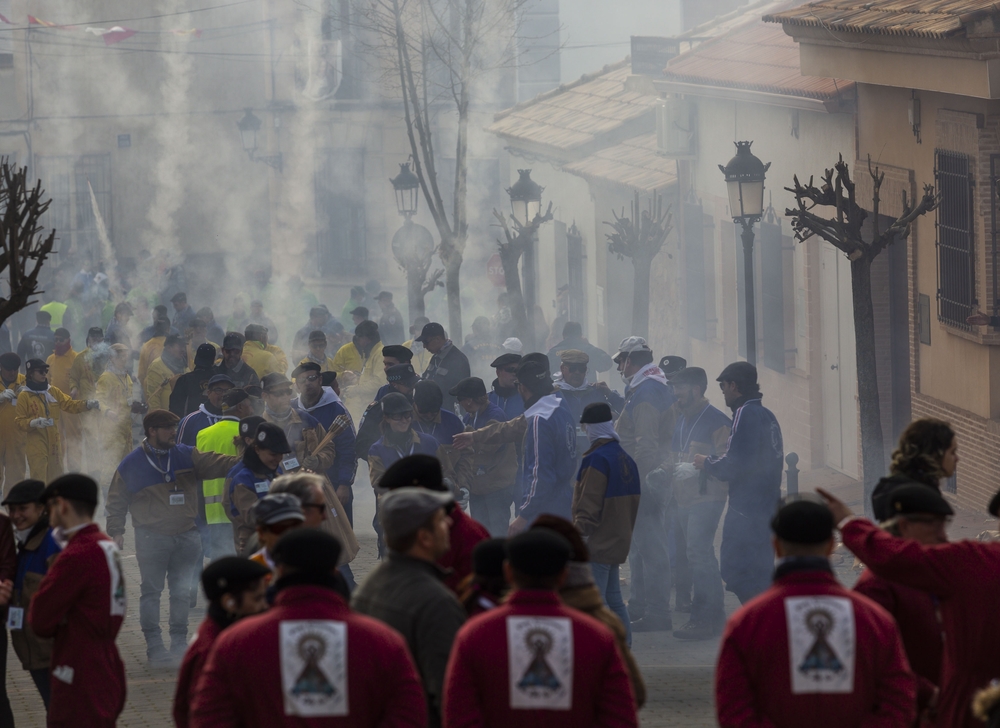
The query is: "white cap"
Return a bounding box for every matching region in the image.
[614,336,651,362]
[502,337,523,353]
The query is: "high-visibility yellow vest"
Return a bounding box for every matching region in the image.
[196,419,240,525]
[40,301,67,327]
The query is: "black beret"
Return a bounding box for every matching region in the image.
[659,355,688,376]
[718,361,758,386]
[254,422,292,454]
[380,454,447,493]
[40,474,99,507]
[771,498,834,544]
[472,538,507,579]
[449,377,487,399]
[355,320,379,339]
[25,358,48,373]
[0,352,20,370]
[271,528,342,573]
[321,371,338,387]
[239,415,266,438]
[292,361,321,379]
[223,388,252,407]
[143,409,180,431]
[580,402,613,424]
[381,392,413,416]
[889,484,954,517]
[505,529,572,577]
[2,479,45,506]
[386,363,419,387]
[413,380,443,412]
[382,345,414,362]
[670,367,708,389]
[201,557,271,602]
[490,352,522,369]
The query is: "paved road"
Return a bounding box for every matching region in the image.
[5,467,989,726]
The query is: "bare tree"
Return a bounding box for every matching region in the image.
[492,202,553,350]
[0,159,56,327]
[362,0,527,342]
[605,191,673,338]
[785,155,938,514]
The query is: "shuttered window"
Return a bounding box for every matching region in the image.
[935,150,975,329]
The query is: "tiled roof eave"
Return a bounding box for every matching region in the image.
[660,73,853,102]
[653,78,856,113]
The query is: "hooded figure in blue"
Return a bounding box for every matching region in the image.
[694,361,783,604]
[508,356,577,534]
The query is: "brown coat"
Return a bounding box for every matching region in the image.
[262,408,336,473]
[451,419,519,497]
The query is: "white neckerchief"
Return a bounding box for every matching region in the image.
[554,377,591,392]
[28,385,58,404]
[524,393,561,421]
[297,386,342,412]
[585,421,619,443]
[627,363,668,393]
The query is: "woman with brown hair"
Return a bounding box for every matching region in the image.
[871,418,958,521]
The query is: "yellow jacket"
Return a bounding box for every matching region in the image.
[404,339,433,375]
[342,342,386,419]
[267,344,288,375]
[144,357,188,411]
[15,386,89,457]
[242,341,282,379]
[67,348,101,398]
[331,341,363,375]
[0,374,25,441]
[297,356,337,373]
[138,336,165,385]
[96,369,134,454]
[45,350,77,392]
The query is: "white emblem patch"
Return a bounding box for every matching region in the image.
[280,620,348,717]
[98,539,127,617]
[784,596,855,694]
[506,616,573,710]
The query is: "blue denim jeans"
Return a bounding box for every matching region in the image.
[469,484,516,537]
[675,500,726,626]
[134,527,202,651]
[591,562,631,647]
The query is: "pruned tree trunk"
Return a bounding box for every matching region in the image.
[443,250,463,342]
[851,253,885,508]
[498,244,530,349]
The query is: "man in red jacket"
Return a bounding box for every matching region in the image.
[820,485,1000,728]
[28,474,127,728]
[715,497,916,728]
[852,484,948,724]
[190,528,426,727]
[442,528,638,728]
[173,556,271,728]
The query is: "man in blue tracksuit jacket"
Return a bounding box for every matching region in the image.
[694,361,783,604]
[508,357,577,534]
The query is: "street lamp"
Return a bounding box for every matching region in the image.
[236,108,282,173]
[719,141,770,366]
[390,160,420,219]
[507,169,543,227]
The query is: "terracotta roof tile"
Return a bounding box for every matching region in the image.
[763,0,1000,38]
[563,134,678,191]
[664,20,853,101]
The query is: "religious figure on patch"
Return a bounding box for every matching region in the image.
[518,629,561,691]
[799,609,844,676]
[293,634,336,697]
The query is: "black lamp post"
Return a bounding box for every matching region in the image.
[719,141,770,366]
[390,160,420,220]
[237,108,282,173]
[506,169,544,323]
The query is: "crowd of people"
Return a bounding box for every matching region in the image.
[0,262,994,727]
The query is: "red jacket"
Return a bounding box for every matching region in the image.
[853,569,942,713]
[715,566,916,728]
[442,589,638,728]
[190,583,427,728]
[174,616,224,728]
[28,523,126,728]
[438,508,489,593]
[842,518,1000,728]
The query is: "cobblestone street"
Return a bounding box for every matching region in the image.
[5,467,992,727]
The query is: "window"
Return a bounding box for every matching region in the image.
[33,154,112,260]
[935,149,975,329]
[315,148,366,275]
[322,0,362,100]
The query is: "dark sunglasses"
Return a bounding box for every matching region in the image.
[386,413,413,422]
[300,374,321,383]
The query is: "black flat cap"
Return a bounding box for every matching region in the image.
[0,353,20,370]
[659,355,687,376]
[449,377,487,399]
[321,371,338,388]
[472,538,507,579]
[194,343,217,368]
[415,322,445,343]
[718,361,758,386]
[239,415,266,438]
[380,454,446,493]
[223,388,252,408]
[40,474,99,507]
[261,373,292,391]
[580,402,613,424]
[771,497,834,544]
[413,380,443,413]
[386,363,419,387]
[272,528,342,573]
[2,479,45,506]
[201,557,271,601]
[381,391,414,416]
[515,357,551,392]
[87,326,105,341]
[890,484,954,517]
[254,422,292,454]
[222,332,245,350]
[307,330,327,343]
[505,529,572,577]
[350,306,369,318]
[671,367,708,389]
[25,359,48,373]
[381,345,413,362]
[292,361,321,379]
[490,352,521,368]
[143,409,180,431]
